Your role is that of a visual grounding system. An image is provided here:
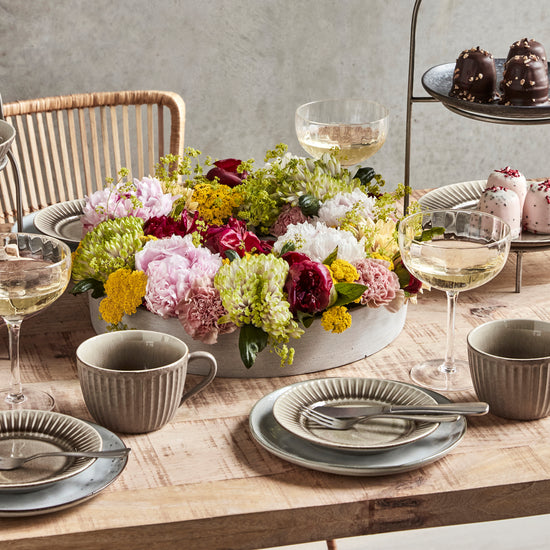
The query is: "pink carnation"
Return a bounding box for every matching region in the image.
[354,258,402,309]
[269,205,308,237]
[178,282,236,344]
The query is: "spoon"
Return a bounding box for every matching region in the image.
[0,448,131,470]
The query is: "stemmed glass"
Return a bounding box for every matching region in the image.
[0,233,72,411]
[398,210,511,392]
[295,99,389,168]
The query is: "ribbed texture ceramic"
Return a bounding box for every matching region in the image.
[468,351,550,420]
[78,364,185,434]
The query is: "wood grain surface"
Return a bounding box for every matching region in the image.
[1,215,550,549]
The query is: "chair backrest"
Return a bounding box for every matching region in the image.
[0,90,185,224]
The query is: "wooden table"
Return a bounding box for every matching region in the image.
[1,240,550,549]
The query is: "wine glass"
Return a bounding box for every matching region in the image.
[295,99,389,168]
[398,210,511,392]
[0,233,72,410]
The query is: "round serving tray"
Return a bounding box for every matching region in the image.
[422,59,550,124]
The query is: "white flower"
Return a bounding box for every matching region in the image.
[273,221,366,263]
[317,189,376,227]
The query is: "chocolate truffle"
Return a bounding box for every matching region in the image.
[450,47,498,103]
[506,38,547,64]
[500,54,549,105]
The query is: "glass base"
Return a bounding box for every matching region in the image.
[0,387,55,411]
[410,359,472,392]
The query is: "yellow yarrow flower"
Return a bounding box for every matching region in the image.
[370,252,394,270]
[192,182,243,225]
[98,268,148,326]
[328,259,358,283]
[321,305,352,334]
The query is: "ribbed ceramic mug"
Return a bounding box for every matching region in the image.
[467,319,550,420]
[76,330,217,433]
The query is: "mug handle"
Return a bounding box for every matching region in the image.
[180,351,218,405]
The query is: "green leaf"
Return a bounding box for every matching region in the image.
[279,241,296,256]
[238,325,269,369]
[70,278,105,299]
[297,310,315,328]
[418,226,445,241]
[331,282,368,307]
[323,247,338,266]
[224,249,240,262]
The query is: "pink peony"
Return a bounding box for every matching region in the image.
[178,282,236,344]
[354,258,401,308]
[270,205,308,237]
[135,235,223,318]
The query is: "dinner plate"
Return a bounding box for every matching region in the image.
[422,60,550,121]
[272,378,439,452]
[0,420,128,516]
[33,199,85,244]
[0,410,102,493]
[250,383,467,476]
[418,180,550,249]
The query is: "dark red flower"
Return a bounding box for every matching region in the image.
[393,256,423,294]
[143,212,201,239]
[205,158,247,188]
[281,251,311,267]
[205,218,271,258]
[284,259,333,315]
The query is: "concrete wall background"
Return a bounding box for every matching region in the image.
[1,0,549,191]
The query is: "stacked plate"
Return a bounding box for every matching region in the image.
[0,409,129,517]
[249,378,467,476]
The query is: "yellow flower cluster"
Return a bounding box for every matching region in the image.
[328,259,358,283]
[98,268,148,326]
[321,306,352,334]
[192,182,243,225]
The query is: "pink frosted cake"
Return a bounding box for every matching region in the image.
[486,167,528,208]
[522,180,550,234]
[478,186,522,238]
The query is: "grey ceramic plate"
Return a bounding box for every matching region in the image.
[250,383,467,476]
[418,180,550,249]
[0,421,128,516]
[272,378,439,452]
[422,59,550,121]
[0,410,102,493]
[33,199,85,244]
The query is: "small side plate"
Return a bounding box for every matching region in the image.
[34,199,85,244]
[272,378,440,452]
[0,410,102,493]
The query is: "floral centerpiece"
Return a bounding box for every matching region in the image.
[71,144,421,370]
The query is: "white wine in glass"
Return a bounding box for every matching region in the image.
[398,210,511,392]
[295,99,389,167]
[0,233,72,410]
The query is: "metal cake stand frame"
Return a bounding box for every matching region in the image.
[404,0,550,292]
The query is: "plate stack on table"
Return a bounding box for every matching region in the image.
[249,378,467,476]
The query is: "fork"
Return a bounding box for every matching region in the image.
[302,408,459,430]
[0,448,131,470]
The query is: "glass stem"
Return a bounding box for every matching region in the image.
[6,319,25,405]
[442,291,459,375]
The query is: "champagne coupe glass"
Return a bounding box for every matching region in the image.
[295,99,389,168]
[0,233,72,411]
[398,210,511,392]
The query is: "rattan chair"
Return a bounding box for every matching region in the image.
[0,90,186,226]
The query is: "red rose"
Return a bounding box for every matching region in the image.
[205,218,271,257]
[284,259,333,315]
[205,158,247,188]
[281,251,311,267]
[143,212,201,239]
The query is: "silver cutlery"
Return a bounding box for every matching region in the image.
[0,448,131,470]
[302,407,461,430]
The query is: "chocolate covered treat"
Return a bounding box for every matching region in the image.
[506,38,547,64]
[500,54,549,105]
[450,47,498,103]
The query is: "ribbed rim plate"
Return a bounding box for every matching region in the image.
[250,384,467,476]
[0,410,102,492]
[418,180,550,249]
[272,378,439,452]
[34,199,85,244]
